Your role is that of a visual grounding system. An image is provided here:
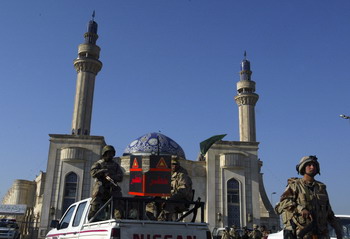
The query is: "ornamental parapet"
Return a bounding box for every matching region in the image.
[61,147,86,162]
[78,43,101,59]
[237,80,256,91]
[220,153,246,168]
[74,58,102,74]
[234,93,259,106]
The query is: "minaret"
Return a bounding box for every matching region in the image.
[234,52,259,142]
[71,12,102,136]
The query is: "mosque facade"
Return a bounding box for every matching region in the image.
[2,17,279,238]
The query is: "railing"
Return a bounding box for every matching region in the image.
[89,196,205,223]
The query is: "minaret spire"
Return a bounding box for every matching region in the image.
[71,16,103,135]
[234,52,259,142]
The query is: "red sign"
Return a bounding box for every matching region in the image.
[149,176,169,186]
[130,176,143,184]
[129,155,171,197]
[132,158,140,169]
[156,157,168,169]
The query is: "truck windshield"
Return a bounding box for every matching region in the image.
[0,222,18,228]
[0,222,7,227]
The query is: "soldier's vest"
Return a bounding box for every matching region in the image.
[171,168,193,201]
[277,178,330,235]
[97,160,121,179]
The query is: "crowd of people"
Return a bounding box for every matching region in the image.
[221,224,271,239]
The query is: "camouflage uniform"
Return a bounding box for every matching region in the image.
[158,159,193,221]
[222,227,232,239]
[275,156,341,239]
[169,165,193,201]
[89,145,123,219]
[230,225,241,239]
[241,228,250,239]
[250,225,263,239]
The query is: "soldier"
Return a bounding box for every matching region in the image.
[88,145,124,220]
[230,224,241,239]
[275,155,342,239]
[222,227,232,239]
[158,157,193,221]
[260,225,269,239]
[250,224,263,239]
[241,227,250,239]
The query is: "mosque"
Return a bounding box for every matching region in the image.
[1,17,279,238]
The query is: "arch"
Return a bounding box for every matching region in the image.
[62,172,78,213]
[227,178,241,227]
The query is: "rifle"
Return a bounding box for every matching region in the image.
[294,213,317,239]
[297,221,315,239]
[106,176,119,187]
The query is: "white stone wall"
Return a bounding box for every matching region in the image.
[1,179,36,238]
[2,179,36,206]
[204,140,262,231]
[38,134,105,238]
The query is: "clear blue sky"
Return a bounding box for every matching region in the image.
[1,0,350,214]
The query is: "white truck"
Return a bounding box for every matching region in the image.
[45,196,211,239]
[268,215,350,239]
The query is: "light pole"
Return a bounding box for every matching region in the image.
[270,192,277,206]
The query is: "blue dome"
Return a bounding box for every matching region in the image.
[123,132,186,159]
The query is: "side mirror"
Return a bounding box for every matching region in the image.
[49,220,59,229]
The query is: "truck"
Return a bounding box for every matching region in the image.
[0,219,20,239]
[45,196,211,239]
[268,215,350,239]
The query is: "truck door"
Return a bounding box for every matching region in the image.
[71,201,87,239]
[55,205,76,239]
[56,201,87,239]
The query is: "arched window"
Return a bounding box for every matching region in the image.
[227,178,240,227]
[62,172,78,213]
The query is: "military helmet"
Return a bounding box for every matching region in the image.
[296,155,320,175]
[171,156,180,165]
[102,145,116,156]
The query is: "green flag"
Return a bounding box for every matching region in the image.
[200,134,227,155]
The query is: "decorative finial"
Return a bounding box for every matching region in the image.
[240,50,251,73]
[92,10,95,21]
[85,12,98,44]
